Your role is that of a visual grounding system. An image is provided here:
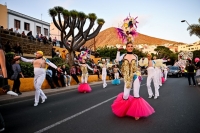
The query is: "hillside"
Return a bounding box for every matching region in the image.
[84,27,184,48]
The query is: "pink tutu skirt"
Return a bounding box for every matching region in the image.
[126,97,155,118]
[111,93,133,117]
[78,83,92,93]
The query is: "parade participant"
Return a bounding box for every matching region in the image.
[111,43,155,120]
[77,59,93,93]
[195,58,200,76]
[112,65,120,85]
[0,41,18,96]
[14,51,59,106]
[101,61,108,88]
[146,54,159,99]
[163,64,168,81]
[153,56,163,87]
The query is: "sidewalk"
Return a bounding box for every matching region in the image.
[0,80,111,105]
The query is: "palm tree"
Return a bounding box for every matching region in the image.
[187,18,200,38]
[49,6,105,66]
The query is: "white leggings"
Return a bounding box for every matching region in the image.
[114,73,119,79]
[81,74,88,83]
[146,67,159,97]
[123,77,140,99]
[102,72,107,86]
[34,68,47,103]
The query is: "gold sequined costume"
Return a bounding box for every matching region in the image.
[121,59,137,88]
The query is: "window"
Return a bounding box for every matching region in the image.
[24,22,30,31]
[36,26,41,34]
[14,20,20,29]
[44,28,48,36]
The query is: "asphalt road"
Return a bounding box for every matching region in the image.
[0,77,200,133]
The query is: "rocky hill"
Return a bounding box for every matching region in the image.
[84,27,184,48]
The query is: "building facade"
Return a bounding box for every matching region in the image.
[0,4,50,38]
[177,44,200,52]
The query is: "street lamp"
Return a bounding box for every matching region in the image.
[181,20,191,26]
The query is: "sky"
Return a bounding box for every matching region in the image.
[0,0,200,44]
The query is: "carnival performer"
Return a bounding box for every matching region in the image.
[163,64,168,81]
[77,59,93,93]
[153,56,163,87]
[0,41,18,96]
[111,43,155,120]
[112,65,121,85]
[14,51,59,106]
[101,61,108,88]
[195,58,200,76]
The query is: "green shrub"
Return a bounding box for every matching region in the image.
[20,62,34,77]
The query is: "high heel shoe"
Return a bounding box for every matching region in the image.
[135,117,140,120]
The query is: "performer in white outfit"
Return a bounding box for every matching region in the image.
[163,64,168,81]
[101,61,107,88]
[14,51,59,106]
[153,56,163,88]
[113,65,119,79]
[146,54,159,99]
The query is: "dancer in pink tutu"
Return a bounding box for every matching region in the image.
[111,42,155,120]
[77,59,93,93]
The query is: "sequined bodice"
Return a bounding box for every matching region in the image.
[121,59,137,88]
[80,65,88,74]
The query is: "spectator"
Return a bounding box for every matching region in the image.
[21,31,26,37]
[9,28,13,32]
[61,65,71,86]
[70,64,80,84]
[4,41,11,53]
[185,60,196,86]
[40,34,44,41]
[76,65,82,76]
[49,36,52,42]
[46,66,56,89]
[56,50,60,57]
[93,65,101,80]
[13,42,23,56]
[52,48,56,58]
[36,33,41,42]
[11,58,24,95]
[14,28,20,34]
[53,37,57,46]
[51,68,61,88]
[43,36,48,44]
[27,31,35,40]
[56,65,66,87]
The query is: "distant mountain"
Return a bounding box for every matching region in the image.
[84,27,184,48]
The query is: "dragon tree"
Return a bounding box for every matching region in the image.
[49,6,105,66]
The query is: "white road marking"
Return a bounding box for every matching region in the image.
[34,83,146,133]
[34,96,117,133]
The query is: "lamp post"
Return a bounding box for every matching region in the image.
[181,20,191,26]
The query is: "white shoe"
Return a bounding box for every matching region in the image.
[68,84,70,86]
[7,91,18,96]
[148,95,154,99]
[66,84,68,87]
[41,99,46,103]
[154,96,158,99]
[34,103,38,106]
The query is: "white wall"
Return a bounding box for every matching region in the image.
[8,14,50,38]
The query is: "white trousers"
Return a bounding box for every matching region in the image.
[146,67,159,97]
[102,72,107,87]
[123,77,140,99]
[34,68,47,103]
[81,74,88,83]
[114,72,119,79]
[155,67,162,86]
[164,70,168,80]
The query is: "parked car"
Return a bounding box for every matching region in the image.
[167,66,182,77]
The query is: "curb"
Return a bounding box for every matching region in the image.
[0,80,114,105]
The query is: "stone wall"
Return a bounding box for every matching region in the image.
[0,29,52,56]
